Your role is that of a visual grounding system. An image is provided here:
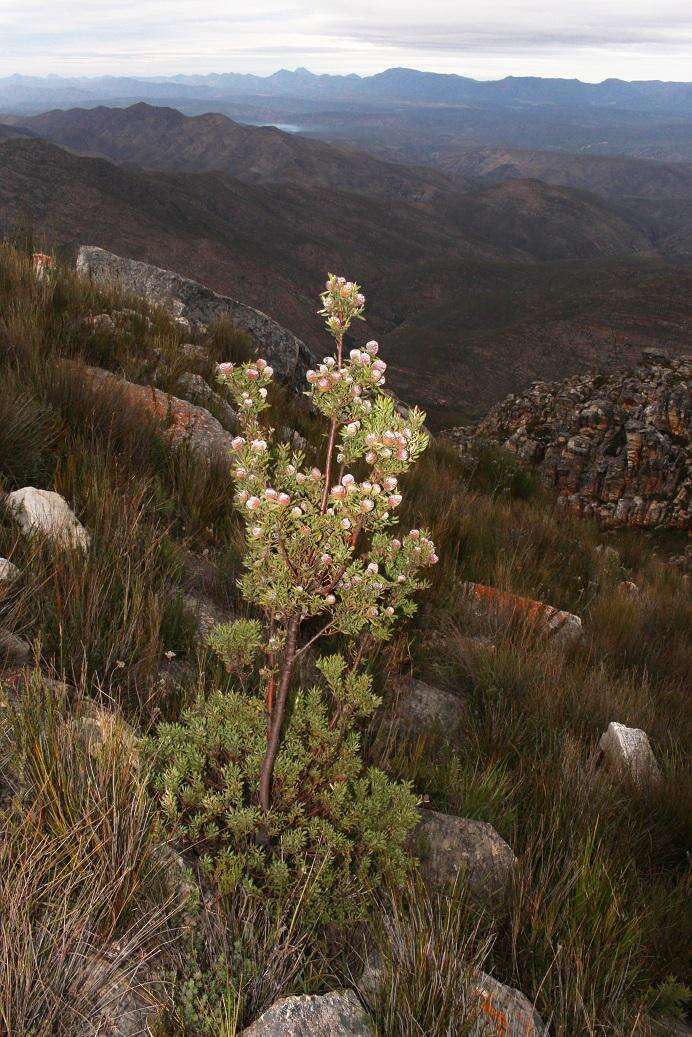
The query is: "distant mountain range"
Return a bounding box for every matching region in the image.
[2,68,692,112]
[2,103,691,426]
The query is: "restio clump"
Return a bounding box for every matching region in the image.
[151,275,436,921]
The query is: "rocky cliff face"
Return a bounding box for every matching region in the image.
[445,349,690,529]
[76,246,316,392]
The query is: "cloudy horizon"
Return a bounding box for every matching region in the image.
[1,0,691,83]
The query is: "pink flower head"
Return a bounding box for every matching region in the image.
[387,494,402,508]
[383,476,398,491]
[246,496,261,511]
[318,377,330,391]
[231,436,245,450]
[360,498,375,513]
[429,553,439,565]
[295,472,306,484]
[264,488,278,500]
[331,485,347,499]
[409,529,420,539]
[320,553,333,565]
[325,593,336,605]
[365,451,377,464]
[251,439,267,452]
[278,493,290,505]
[246,368,259,381]
[306,370,318,383]
[217,362,234,375]
[264,366,274,378]
[342,474,356,486]
[251,525,262,537]
[366,340,379,355]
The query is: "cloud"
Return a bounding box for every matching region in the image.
[0,0,690,80]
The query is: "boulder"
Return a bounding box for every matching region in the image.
[5,488,90,550]
[76,246,316,393]
[176,371,238,429]
[598,722,662,788]
[469,971,548,1036]
[0,628,31,665]
[461,581,582,647]
[410,809,516,907]
[64,362,237,465]
[389,675,465,736]
[446,351,691,530]
[240,990,374,1036]
[0,557,20,582]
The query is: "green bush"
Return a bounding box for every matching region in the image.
[151,676,418,925]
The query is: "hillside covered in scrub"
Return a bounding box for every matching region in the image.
[0,243,690,1036]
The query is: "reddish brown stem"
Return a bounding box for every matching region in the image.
[259,615,300,812]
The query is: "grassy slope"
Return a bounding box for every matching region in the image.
[0,244,689,1035]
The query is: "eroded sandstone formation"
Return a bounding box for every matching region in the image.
[446,349,690,528]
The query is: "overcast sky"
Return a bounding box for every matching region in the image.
[1,0,691,82]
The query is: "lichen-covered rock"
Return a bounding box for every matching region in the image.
[176,371,238,429]
[469,971,548,1036]
[461,581,582,647]
[64,362,237,465]
[76,246,316,392]
[409,809,516,907]
[0,557,20,582]
[388,675,466,736]
[446,350,690,529]
[240,990,374,1036]
[598,721,662,788]
[6,487,91,550]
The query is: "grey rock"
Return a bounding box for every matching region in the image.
[598,722,662,788]
[469,971,548,1036]
[77,246,316,392]
[5,487,90,550]
[0,557,20,582]
[410,809,516,907]
[389,675,465,735]
[68,362,237,466]
[177,371,238,429]
[241,990,374,1036]
[0,628,31,664]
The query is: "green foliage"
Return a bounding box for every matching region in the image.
[151,672,418,924]
[206,619,263,682]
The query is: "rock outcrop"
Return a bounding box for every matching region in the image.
[241,991,374,1036]
[76,246,316,392]
[65,363,237,465]
[446,350,690,529]
[5,487,91,550]
[409,809,517,908]
[461,581,583,648]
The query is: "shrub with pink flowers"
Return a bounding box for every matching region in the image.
[152,275,436,921]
